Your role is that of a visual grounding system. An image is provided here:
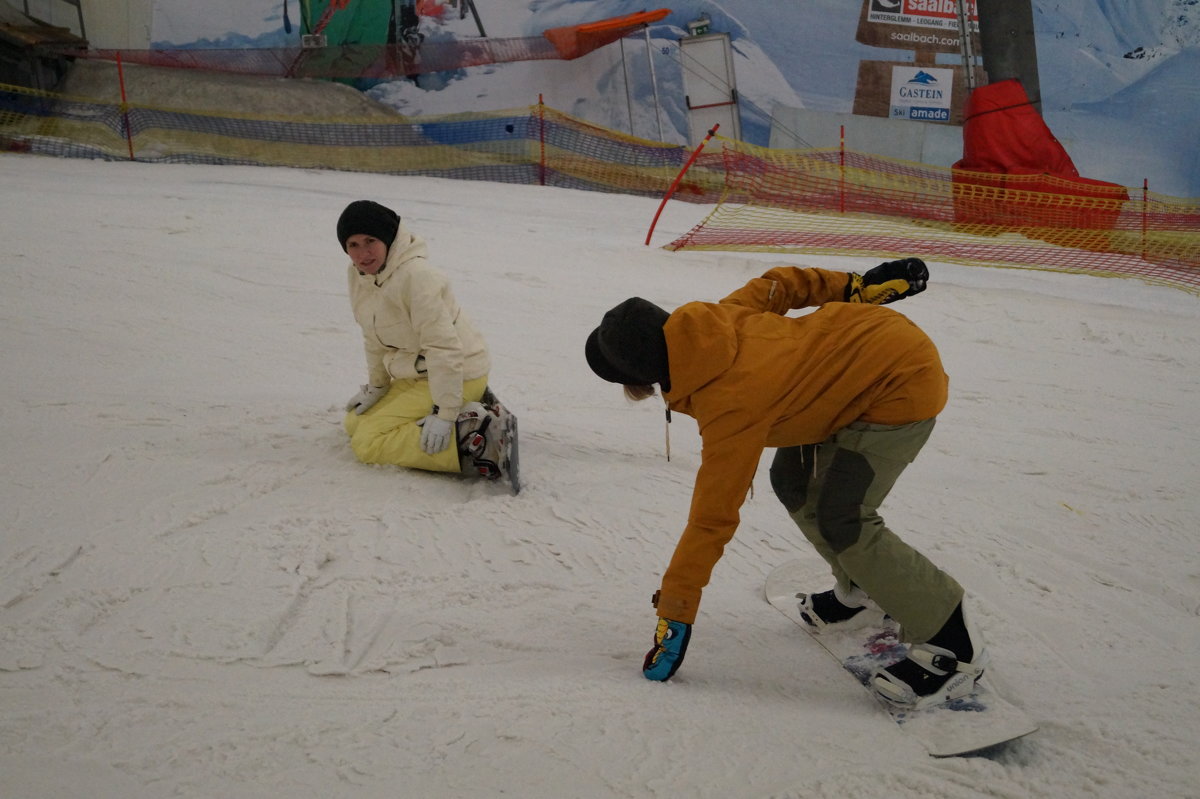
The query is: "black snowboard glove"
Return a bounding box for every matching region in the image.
[845,257,929,304]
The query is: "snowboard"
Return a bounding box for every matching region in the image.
[501,409,520,495]
[481,388,520,495]
[765,559,1037,757]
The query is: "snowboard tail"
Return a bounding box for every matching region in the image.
[502,409,520,495]
[480,387,519,495]
[765,559,1037,757]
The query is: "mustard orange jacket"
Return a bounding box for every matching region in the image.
[654,267,948,624]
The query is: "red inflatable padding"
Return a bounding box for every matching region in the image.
[952,79,1128,233]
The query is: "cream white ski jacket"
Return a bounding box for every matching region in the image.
[347,221,490,421]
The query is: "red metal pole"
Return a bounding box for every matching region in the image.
[839,124,845,214]
[1142,178,1148,261]
[644,124,719,246]
[538,94,546,187]
[116,52,135,161]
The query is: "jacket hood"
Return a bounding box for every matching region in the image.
[661,301,741,401]
[359,221,425,285]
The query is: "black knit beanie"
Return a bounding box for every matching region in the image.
[585,297,671,388]
[337,200,400,251]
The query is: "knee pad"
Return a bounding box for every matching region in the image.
[815,449,876,553]
[769,444,815,513]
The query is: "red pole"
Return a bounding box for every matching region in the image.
[1142,178,1148,261]
[538,94,546,187]
[116,52,135,161]
[644,124,719,246]
[839,124,845,214]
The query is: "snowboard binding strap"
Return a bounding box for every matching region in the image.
[907,644,989,677]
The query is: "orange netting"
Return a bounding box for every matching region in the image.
[666,139,1200,295]
[0,81,711,198]
[1,76,1196,295]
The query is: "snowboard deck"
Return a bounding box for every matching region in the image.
[765,559,1037,757]
[502,409,520,495]
[482,387,519,496]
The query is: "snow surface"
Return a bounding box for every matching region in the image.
[2,153,1198,798]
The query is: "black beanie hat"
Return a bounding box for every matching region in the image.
[337,200,400,251]
[585,297,671,387]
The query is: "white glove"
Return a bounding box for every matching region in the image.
[346,384,388,415]
[417,414,454,454]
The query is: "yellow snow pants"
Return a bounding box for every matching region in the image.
[344,375,489,472]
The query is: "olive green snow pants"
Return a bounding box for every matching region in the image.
[769,418,963,643]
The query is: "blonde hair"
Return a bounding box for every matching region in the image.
[623,384,656,402]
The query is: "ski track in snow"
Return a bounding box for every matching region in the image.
[1,155,1199,798]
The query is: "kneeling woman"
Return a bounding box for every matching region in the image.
[337,200,506,477]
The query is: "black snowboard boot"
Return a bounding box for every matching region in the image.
[799,583,882,633]
[872,601,989,708]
